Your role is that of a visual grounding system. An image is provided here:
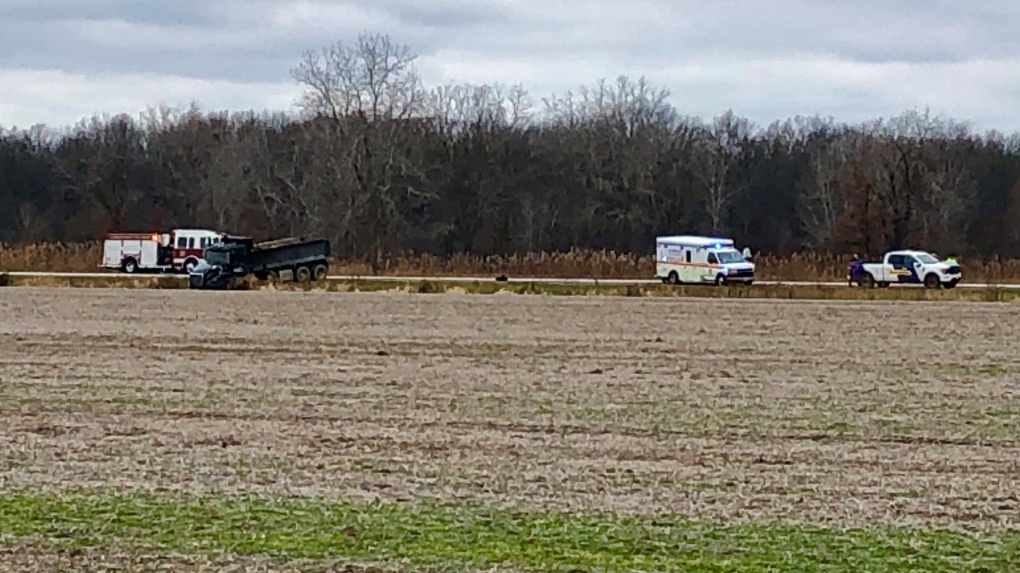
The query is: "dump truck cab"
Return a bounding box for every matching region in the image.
[187,236,254,289]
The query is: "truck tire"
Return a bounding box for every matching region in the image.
[714,274,726,286]
[312,263,328,281]
[183,258,199,274]
[858,273,875,288]
[924,273,941,289]
[667,271,679,285]
[122,257,138,274]
[295,266,311,282]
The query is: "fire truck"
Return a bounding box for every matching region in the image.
[101,228,223,274]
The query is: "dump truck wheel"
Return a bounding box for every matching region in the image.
[312,263,328,281]
[295,266,311,282]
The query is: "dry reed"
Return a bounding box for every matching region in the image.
[4,241,1020,282]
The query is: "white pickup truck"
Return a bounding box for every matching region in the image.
[847,250,961,289]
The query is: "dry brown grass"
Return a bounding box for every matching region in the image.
[5,241,1020,282]
[2,288,1020,529]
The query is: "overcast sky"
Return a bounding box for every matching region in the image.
[2,0,1019,133]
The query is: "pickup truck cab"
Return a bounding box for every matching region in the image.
[848,250,961,289]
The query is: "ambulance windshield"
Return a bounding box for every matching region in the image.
[714,250,746,264]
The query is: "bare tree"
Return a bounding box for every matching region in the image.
[694,110,752,234]
[289,32,437,266]
[289,32,425,123]
[797,130,860,249]
[425,82,533,134]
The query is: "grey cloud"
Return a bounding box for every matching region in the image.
[6,0,1020,81]
[1,0,1020,130]
[3,0,223,28]
[368,0,512,30]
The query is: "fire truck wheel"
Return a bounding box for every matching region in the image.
[184,258,198,274]
[122,258,138,273]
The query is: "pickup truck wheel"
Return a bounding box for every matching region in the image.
[924,273,941,289]
[295,266,311,282]
[715,274,726,286]
[858,274,875,288]
[312,263,328,281]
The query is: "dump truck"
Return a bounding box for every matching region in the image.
[188,235,332,289]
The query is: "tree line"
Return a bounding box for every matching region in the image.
[3,32,1020,264]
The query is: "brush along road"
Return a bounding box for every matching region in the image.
[4,271,1020,288]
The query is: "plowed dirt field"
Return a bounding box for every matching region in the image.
[3,288,1019,531]
[5,287,1020,566]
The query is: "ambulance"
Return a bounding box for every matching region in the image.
[655,235,755,285]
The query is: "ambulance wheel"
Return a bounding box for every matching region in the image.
[122,258,138,274]
[924,273,941,289]
[667,271,679,285]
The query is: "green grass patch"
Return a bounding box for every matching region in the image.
[1,490,1018,571]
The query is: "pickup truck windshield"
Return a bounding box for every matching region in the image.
[715,250,746,264]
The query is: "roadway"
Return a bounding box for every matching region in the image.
[4,271,1019,289]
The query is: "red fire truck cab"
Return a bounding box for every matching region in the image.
[101,228,224,274]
